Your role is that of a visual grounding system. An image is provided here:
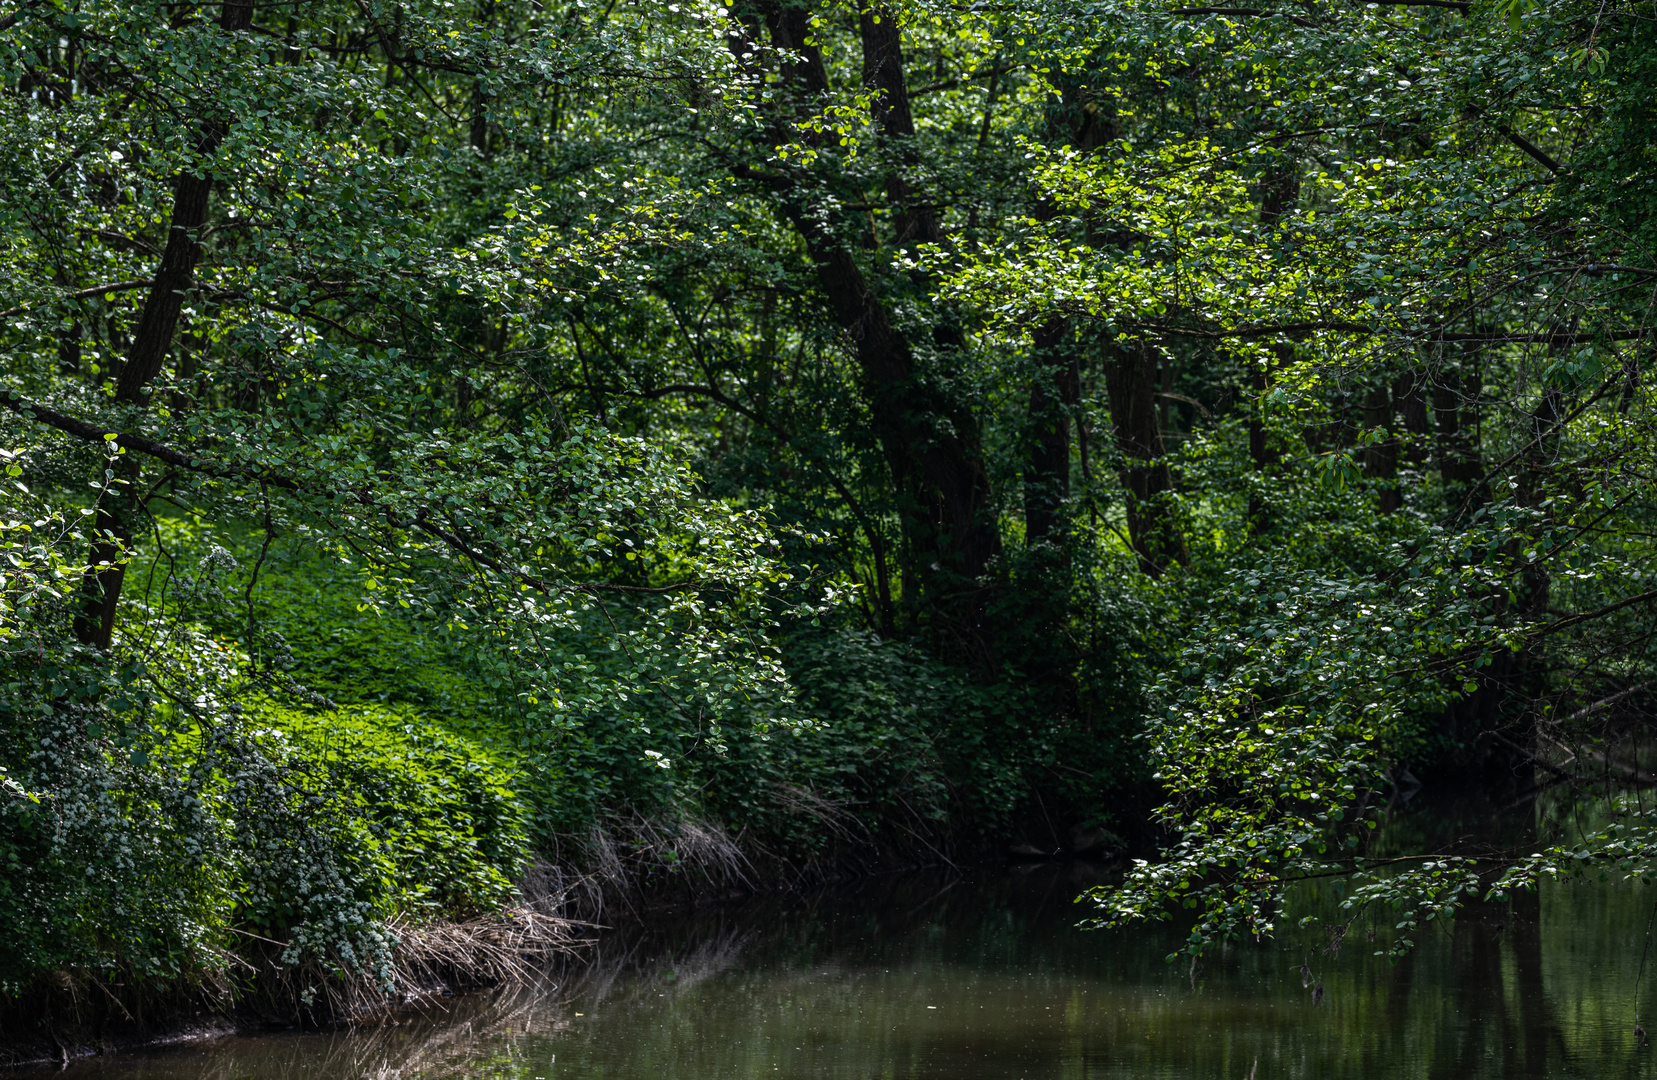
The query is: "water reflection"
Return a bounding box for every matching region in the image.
[25,859,1657,1079]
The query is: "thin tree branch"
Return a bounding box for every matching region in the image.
[1169,7,1316,26]
[0,279,153,319]
[1498,124,1563,175]
[1540,589,1657,638]
[0,0,46,34]
[0,387,265,480]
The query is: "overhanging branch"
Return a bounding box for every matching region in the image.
[0,279,154,319]
[0,386,265,480]
[1498,125,1562,175]
[1541,588,1657,638]
[1169,7,1316,26]
[1079,312,1646,345]
[2,389,738,602]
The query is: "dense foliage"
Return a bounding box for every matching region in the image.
[1,0,1655,1014]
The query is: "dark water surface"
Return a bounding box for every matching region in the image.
[31,860,1657,1079]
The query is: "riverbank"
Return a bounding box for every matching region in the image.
[1,825,1130,1071]
[9,863,1651,1080]
[0,519,1137,1068]
[0,840,945,1067]
[0,906,584,1068]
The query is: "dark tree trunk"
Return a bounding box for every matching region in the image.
[1425,365,1554,786]
[859,4,937,250]
[73,0,251,650]
[1517,383,1562,618]
[1248,162,1297,532]
[1103,339,1182,575]
[1433,362,1487,519]
[1362,384,1401,514]
[1017,85,1105,554]
[1023,318,1076,547]
[1395,369,1432,464]
[737,1,1001,663]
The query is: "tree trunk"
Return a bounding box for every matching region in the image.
[1433,361,1486,519]
[1248,162,1297,532]
[1428,359,1548,784]
[1517,384,1562,618]
[1023,317,1076,547]
[739,1,1001,662]
[1394,369,1432,463]
[1017,85,1105,553]
[859,4,937,250]
[1103,339,1182,575]
[73,0,251,650]
[1362,383,1401,514]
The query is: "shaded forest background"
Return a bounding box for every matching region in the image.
[2,0,1656,1031]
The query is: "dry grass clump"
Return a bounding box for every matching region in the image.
[544,811,757,919]
[292,885,595,1022]
[0,891,594,1066]
[391,905,590,997]
[537,788,944,922]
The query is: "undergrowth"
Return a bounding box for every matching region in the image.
[1,515,1136,1037]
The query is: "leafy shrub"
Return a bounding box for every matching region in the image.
[691,624,1140,857]
[0,695,228,992]
[234,702,529,929]
[0,645,529,993]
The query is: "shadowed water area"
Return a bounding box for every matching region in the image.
[24,805,1657,1079]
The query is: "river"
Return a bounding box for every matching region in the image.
[24,847,1657,1080]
